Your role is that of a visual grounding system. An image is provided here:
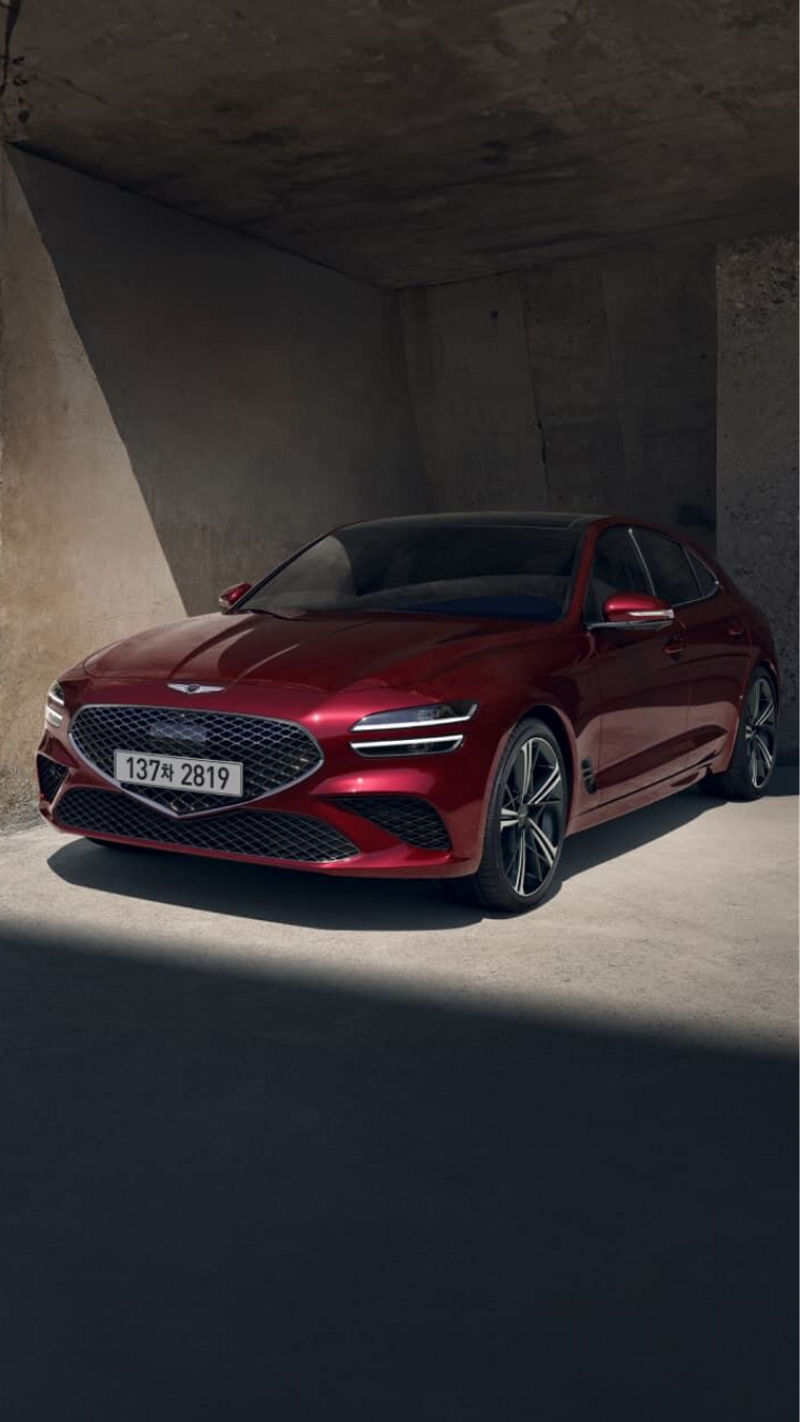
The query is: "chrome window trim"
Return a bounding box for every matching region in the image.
[631,528,722,610]
[582,525,654,626]
[626,528,658,596]
[69,703,324,821]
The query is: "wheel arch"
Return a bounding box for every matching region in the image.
[516,702,577,817]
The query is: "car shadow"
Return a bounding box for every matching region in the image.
[44,775,777,932]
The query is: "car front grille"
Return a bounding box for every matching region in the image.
[70,704,323,816]
[56,788,357,862]
[328,794,451,850]
[36,755,69,804]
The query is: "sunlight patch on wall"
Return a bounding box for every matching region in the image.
[0,153,185,820]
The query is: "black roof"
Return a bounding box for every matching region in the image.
[346,511,597,532]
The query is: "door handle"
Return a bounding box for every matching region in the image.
[727,622,745,639]
[664,637,686,657]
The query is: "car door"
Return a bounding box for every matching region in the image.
[584,527,692,804]
[632,529,750,770]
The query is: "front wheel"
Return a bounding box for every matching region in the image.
[452,718,567,914]
[704,667,778,800]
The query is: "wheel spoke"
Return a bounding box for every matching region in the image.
[514,740,535,802]
[755,732,773,773]
[498,734,563,897]
[754,698,774,729]
[512,832,527,893]
[529,764,561,807]
[528,819,557,869]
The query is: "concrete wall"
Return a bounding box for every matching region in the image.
[717,234,798,758]
[0,150,427,822]
[401,245,717,549]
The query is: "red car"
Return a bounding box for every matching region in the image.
[37,513,779,914]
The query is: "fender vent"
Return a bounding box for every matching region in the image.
[580,758,597,794]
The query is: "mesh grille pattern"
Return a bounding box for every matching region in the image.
[328,794,451,850]
[71,704,322,815]
[56,788,357,862]
[37,755,69,804]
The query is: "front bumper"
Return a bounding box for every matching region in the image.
[36,697,500,878]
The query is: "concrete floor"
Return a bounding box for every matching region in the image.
[3,775,797,1048]
[1,775,797,1419]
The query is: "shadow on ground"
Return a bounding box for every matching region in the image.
[47,772,797,932]
[0,919,795,1421]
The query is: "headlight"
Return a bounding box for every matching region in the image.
[350,701,478,732]
[44,681,66,728]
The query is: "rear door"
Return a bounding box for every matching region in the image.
[632,530,750,770]
[585,527,691,804]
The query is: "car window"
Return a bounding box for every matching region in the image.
[584,528,651,622]
[241,523,583,620]
[634,530,701,606]
[686,548,719,598]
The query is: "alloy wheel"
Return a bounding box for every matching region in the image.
[743,675,777,790]
[499,735,565,897]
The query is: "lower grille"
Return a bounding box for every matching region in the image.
[328,794,451,850]
[37,755,69,804]
[56,788,357,862]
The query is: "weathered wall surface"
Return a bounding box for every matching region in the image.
[402,245,717,549]
[0,151,427,822]
[716,234,798,758]
[401,275,549,512]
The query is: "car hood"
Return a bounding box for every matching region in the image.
[82,610,559,694]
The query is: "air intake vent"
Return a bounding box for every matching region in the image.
[56,788,357,863]
[328,794,451,850]
[37,755,69,804]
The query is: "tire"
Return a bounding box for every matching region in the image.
[450,718,568,914]
[704,667,778,801]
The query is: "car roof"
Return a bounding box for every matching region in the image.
[343,511,598,532]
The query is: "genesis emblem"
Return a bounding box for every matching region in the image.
[168,682,225,695]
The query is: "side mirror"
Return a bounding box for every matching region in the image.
[595,592,675,629]
[218,581,253,611]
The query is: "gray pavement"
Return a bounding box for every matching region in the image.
[1,774,797,1420]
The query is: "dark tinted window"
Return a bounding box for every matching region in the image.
[584,528,651,622]
[241,523,582,620]
[686,548,719,598]
[635,530,700,606]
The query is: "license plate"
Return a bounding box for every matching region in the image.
[113,750,243,797]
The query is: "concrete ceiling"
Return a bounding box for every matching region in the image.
[2,0,797,287]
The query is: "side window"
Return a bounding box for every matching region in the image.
[634,530,701,607]
[584,528,651,622]
[686,548,719,598]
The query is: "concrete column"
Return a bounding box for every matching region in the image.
[600,246,717,548]
[519,257,628,516]
[401,275,548,511]
[716,233,798,758]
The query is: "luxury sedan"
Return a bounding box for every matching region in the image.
[37,512,779,913]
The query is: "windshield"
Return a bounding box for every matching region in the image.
[238,521,583,620]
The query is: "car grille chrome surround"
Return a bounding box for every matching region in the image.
[70,704,323,817]
[56,788,357,862]
[36,755,69,804]
[328,794,451,850]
